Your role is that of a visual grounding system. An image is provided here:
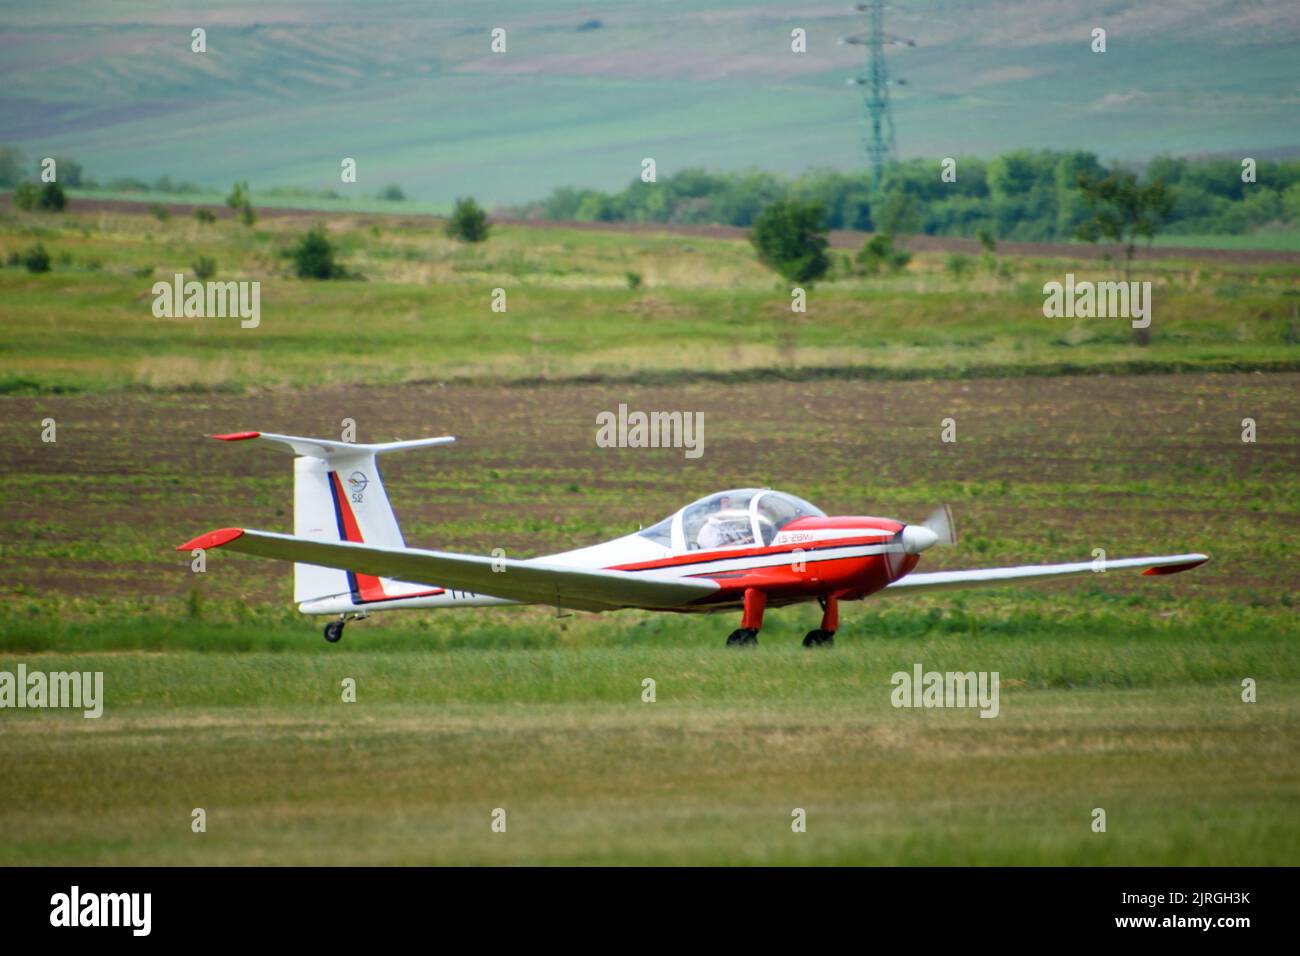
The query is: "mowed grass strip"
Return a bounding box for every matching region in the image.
[1,648,1294,865]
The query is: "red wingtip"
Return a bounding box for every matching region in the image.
[177,528,245,551]
[1142,557,1210,576]
[210,431,261,441]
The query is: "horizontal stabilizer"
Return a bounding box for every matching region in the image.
[211,431,454,459]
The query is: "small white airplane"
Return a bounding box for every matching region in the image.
[180,431,1210,647]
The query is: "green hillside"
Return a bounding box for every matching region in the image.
[3,1,1297,205]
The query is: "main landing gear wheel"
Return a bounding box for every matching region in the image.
[323,620,345,643]
[726,628,758,648]
[802,629,835,649]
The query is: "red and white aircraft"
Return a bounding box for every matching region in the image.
[179,431,1210,647]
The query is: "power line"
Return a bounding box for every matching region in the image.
[842,1,914,193]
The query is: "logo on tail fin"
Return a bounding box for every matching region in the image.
[347,471,369,502]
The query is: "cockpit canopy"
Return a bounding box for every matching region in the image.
[638,489,826,551]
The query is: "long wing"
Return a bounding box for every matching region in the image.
[885,553,1208,594]
[179,528,718,612]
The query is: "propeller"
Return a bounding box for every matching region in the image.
[901,504,957,555]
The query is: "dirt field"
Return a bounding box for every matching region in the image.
[3,372,1294,609]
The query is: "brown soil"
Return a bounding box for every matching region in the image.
[2,373,1295,606]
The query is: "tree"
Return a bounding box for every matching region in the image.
[1075,169,1176,346]
[226,181,256,227]
[0,146,28,187]
[446,197,489,242]
[749,200,830,284]
[291,225,343,279]
[378,184,406,201]
[1074,170,1175,282]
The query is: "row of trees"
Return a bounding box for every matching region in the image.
[750,169,1177,288]
[0,146,409,202]
[519,151,1300,240]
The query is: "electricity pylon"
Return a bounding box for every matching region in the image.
[842,1,913,193]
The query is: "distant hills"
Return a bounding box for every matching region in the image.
[3,0,1298,205]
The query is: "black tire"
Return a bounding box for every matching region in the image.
[726,628,758,648]
[323,621,344,643]
[802,629,835,648]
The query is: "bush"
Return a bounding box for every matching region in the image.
[945,253,974,280]
[291,225,343,279]
[226,181,256,227]
[195,208,216,225]
[378,184,406,201]
[12,182,38,211]
[38,182,67,212]
[150,202,170,222]
[22,243,51,273]
[625,271,642,290]
[193,256,217,280]
[445,197,489,242]
[749,199,830,284]
[857,234,912,275]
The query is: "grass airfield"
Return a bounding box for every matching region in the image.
[5,640,1296,866]
[1,204,1297,865]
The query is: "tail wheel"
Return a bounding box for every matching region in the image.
[323,620,345,643]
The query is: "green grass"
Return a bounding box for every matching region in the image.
[1157,227,1300,252]
[2,206,1297,394]
[2,623,1295,864]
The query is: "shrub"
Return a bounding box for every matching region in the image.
[378,184,406,202]
[625,271,642,290]
[22,243,51,273]
[445,197,489,242]
[291,225,343,279]
[38,182,67,212]
[946,253,974,280]
[226,181,256,226]
[857,234,912,275]
[749,199,830,284]
[150,202,170,222]
[195,208,216,225]
[193,256,217,280]
[12,182,38,211]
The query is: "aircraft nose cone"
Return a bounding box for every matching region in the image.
[901,524,938,555]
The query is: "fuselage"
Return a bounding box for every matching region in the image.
[298,496,920,616]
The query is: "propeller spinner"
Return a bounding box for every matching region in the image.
[901,505,957,555]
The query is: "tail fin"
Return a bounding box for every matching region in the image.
[210,431,454,605]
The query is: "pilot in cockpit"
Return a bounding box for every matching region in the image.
[696,495,754,549]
